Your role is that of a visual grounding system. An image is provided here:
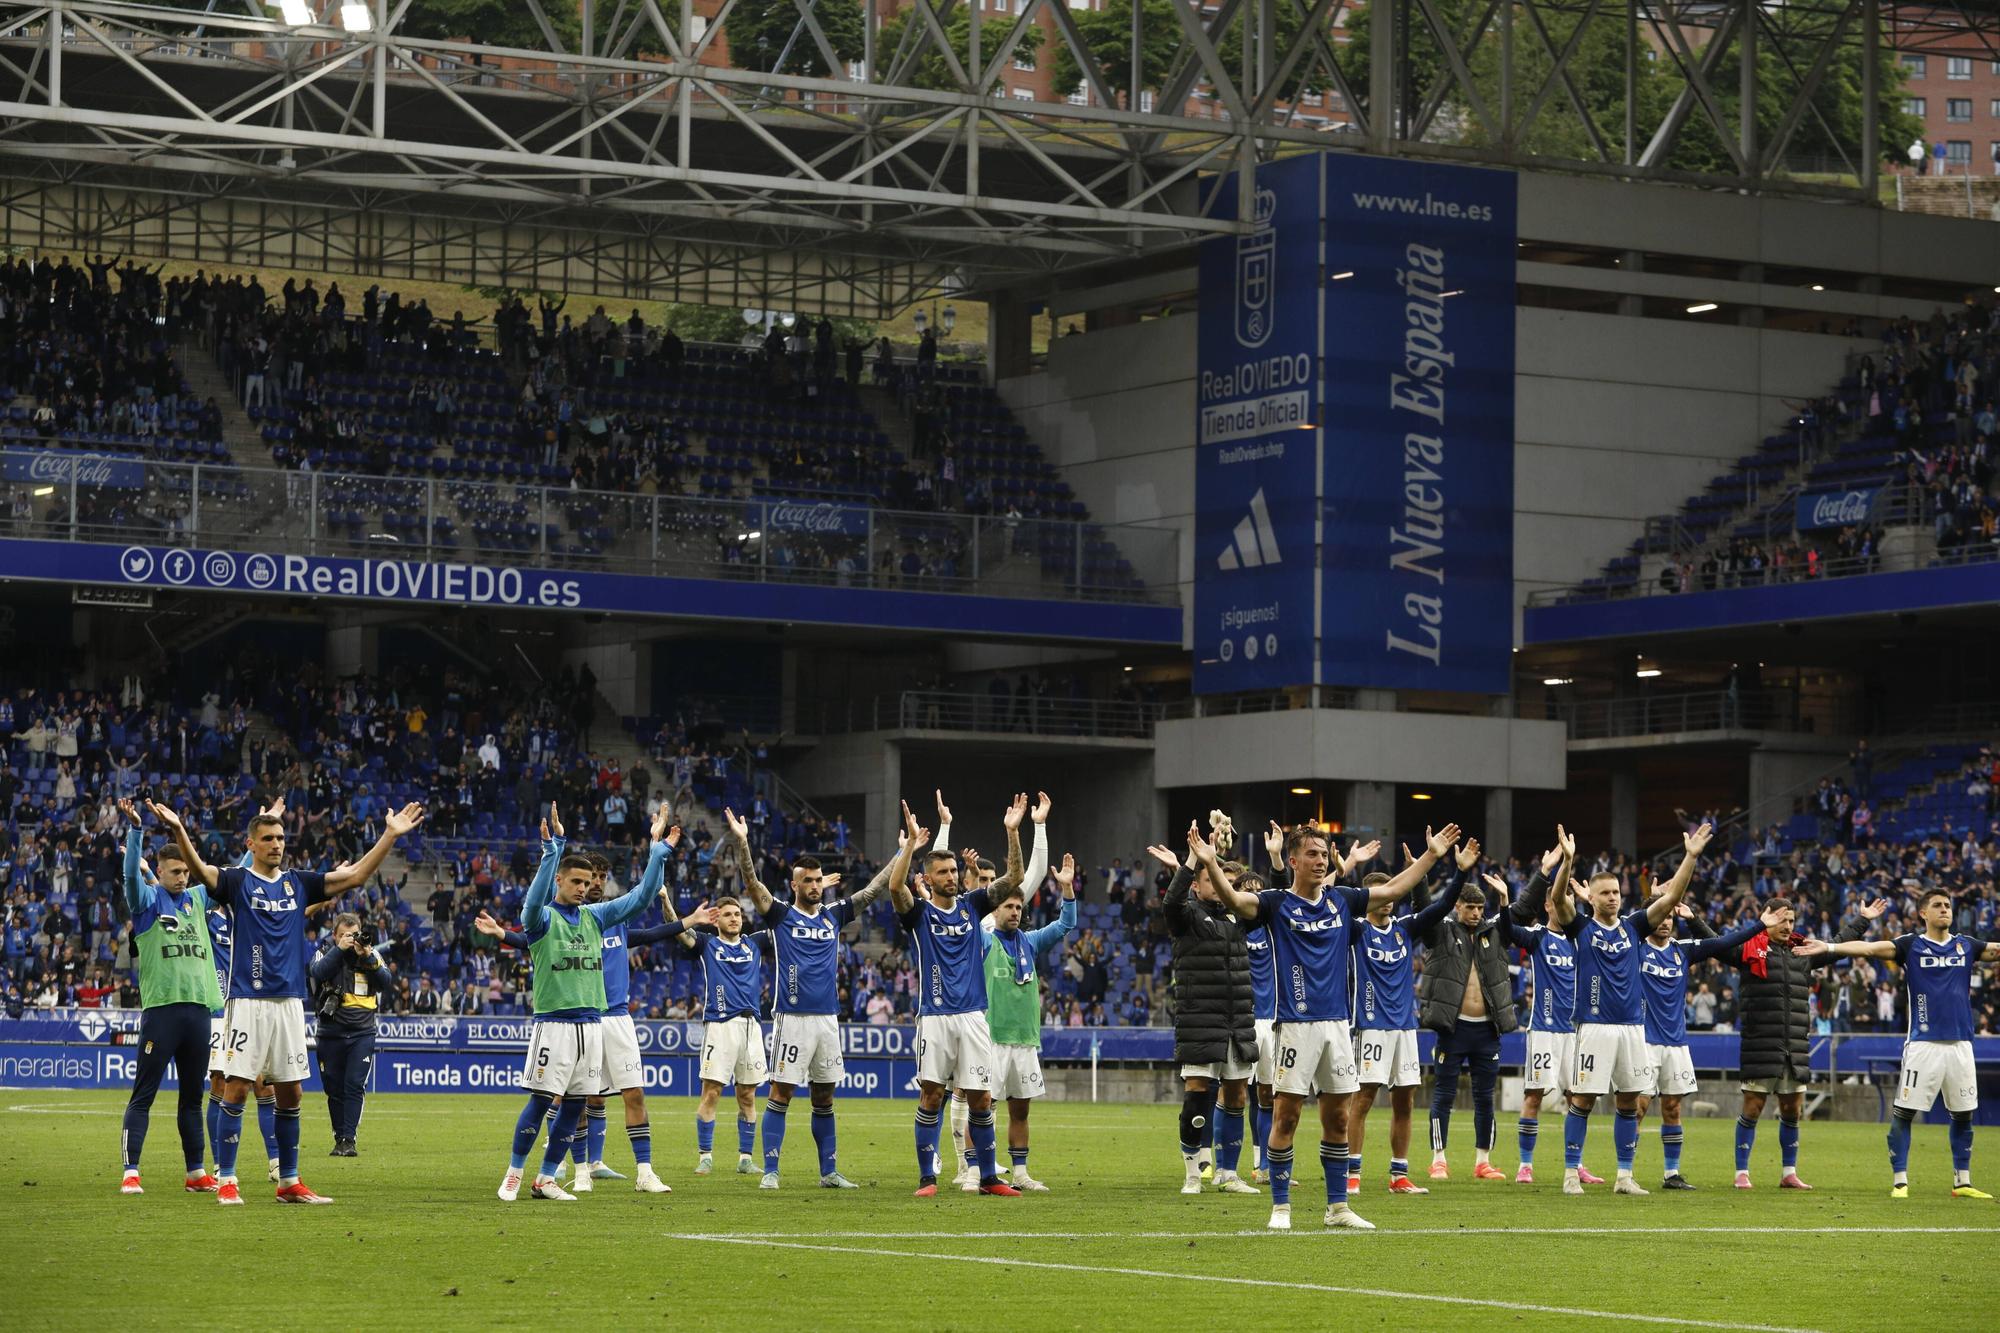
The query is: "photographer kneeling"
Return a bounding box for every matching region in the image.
[312,913,394,1157]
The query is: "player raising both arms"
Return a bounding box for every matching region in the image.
[148,795,423,1205]
[1550,820,1712,1196]
[1208,820,1460,1231]
[984,832,1076,1192]
[491,805,668,1201]
[1498,831,1600,1185]
[892,797,1021,1197]
[115,799,223,1195]
[727,803,867,1191]
[665,889,771,1180]
[1797,889,2000,1198]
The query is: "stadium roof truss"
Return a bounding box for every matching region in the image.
[0,0,1927,315]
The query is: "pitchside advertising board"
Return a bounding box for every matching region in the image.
[1194,153,1517,695]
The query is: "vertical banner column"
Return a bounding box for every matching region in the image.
[1193,153,1325,695]
[1320,158,1518,694]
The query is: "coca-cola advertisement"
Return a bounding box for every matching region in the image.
[2,447,146,490]
[1794,485,1879,532]
[760,499,870,537]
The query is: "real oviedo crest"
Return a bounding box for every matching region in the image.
[1234,186,1279,349]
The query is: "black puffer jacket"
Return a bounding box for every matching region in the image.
[1413,874,1520,1036]
[1716,925,1857,1083]
[1162,864,1257,1068]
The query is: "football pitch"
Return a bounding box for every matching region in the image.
[3,1092,1997,1331]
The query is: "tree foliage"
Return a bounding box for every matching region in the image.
[873,3,1043,93]
[725,0,867,79]
[1047,0,1180,101]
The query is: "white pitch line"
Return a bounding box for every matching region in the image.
[682,1225,2000,1240]
[696,1236,1824,1333]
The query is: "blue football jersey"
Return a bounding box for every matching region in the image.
[1639,940,1689,1046]
[901,889,993,1018]
[765,899,853,1016]
[1354,918,1418,1031]
[207,905,233,1016]
[1523,924,1577,1034]
[600,921,631,1012]
[210,865,328,1001]
[697,931,766,1022]
[1256,886,1369,1023]
[1246,924,1275,1021]
[1897,933,1978,1042]
[1567,909,1650,1027]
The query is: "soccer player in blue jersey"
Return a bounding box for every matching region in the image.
[201,859,284,1184]
[148,795,424,1205]
[1209,819,1460,1231]
[665,884,775,1178]
[1550,820,1712,1197]
[726,804,869,1191]
[491,804,667,1201]
[1638,899,1781,1189]
[1499,835,1594,1185]
[891,797,1023,1198]
[490,811,680,1194]
[1798,888,2000,1198]
[1348,858,1459,1196]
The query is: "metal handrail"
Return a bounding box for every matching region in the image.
[802,690,1163,738]
[0,444,1180,608]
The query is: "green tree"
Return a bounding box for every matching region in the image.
[873,4,1043,93]
[1213,0,1328,103]
[1047,0,1180,101]
[399,0,581,51]
[725,0,867,79]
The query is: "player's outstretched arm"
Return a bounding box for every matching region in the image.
[326,801,426,895]
[723,806,774,915]
[521,804,566,932]
[885,801,927,915]
[1683,908,1772,963]
[594,840,673,929]
[932,789,953,856]
[144,800,218,891]
[1643,821,1712,928]
[1195,823,1260,920]
[1794,935,1897,961]
[118,805,150,917]
[1372,824,1460,906]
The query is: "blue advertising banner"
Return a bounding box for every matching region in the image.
[2,447,146,489]
[1320,156,1518,693]
[1796,485,1881,531]
[0,537,1180,645]
[1193,154,1324,694]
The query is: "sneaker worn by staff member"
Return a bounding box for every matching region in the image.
[1661,1174,1697,1191]
[1324,1204,1375,1230]
[634,1166,672,1194]
[1388,1176,1429,1195]
[530,1176,575,1201]
[120,1172,143,1195]
[275,1181,334,1204]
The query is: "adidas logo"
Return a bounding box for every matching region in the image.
[1217,489,1281,570]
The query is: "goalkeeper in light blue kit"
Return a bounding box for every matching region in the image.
[1797,887,2000,1198]
[492,805,668,1202]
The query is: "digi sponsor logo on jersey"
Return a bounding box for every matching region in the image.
[1918,952,1968,969]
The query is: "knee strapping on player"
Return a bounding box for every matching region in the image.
[1179,1086,1217,1159]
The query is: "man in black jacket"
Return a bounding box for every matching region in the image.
[1154,825,1260,1198]
[1712,895,1870,1189]
[1415,842,1519,1183]
[311,913,394,1157]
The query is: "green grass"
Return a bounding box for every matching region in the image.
[2,1092,1996,1330]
